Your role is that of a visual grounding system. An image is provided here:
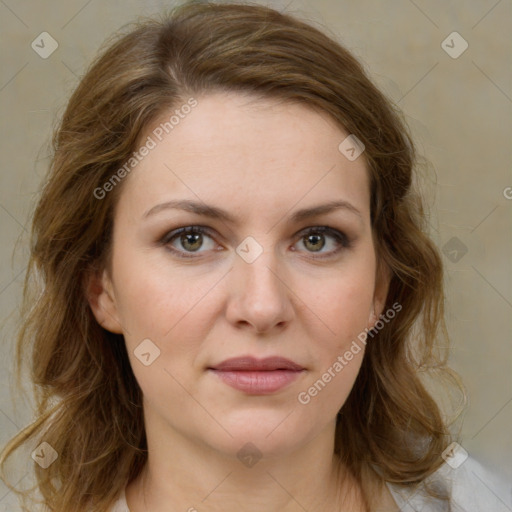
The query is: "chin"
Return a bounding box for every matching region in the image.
[202,409,316,460]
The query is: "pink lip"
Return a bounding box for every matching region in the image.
[208,356,305,395]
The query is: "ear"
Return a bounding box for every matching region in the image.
[84,268,124,334]
[367,259,391,329]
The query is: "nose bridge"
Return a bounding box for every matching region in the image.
[241,249,282,297]
[226,238,293,332]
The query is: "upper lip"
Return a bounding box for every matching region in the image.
[209,356,305,372]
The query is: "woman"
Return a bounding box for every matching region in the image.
[1,2,509,511]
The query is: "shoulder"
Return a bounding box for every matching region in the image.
[387,454,512,511]
[108,486,130,512]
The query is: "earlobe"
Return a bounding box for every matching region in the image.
[368,304,377,327]
[368,296,386,330]
[367,260,391,330]
[84,268,124,334]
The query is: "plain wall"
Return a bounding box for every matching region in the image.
[1,0,510,509]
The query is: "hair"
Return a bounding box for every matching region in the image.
[0,2,463,511]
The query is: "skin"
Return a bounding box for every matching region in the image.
[87,92,397,511]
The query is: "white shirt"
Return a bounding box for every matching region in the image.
[109,456,511,511]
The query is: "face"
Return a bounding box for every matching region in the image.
[88,92,389,459]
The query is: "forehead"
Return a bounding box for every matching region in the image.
[117,92,370,224]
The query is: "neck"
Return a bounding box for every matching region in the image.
[125,409,365,511]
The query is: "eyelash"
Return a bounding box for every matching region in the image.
[160,225,352,260]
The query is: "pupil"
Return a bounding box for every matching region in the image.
[182,233,202,251]
[305,234,324,252]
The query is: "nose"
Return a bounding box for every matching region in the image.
[225,246,295,335]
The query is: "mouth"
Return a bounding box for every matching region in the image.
[207,356,305,395]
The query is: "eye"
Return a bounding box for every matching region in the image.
[161,226,219,258]
[160,225,351,260]
[293,226,351,258]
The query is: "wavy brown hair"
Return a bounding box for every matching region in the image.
[1,2,461,510]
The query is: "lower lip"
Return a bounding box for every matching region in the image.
[210,370,304,394]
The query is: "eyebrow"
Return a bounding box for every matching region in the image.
[143,199,363,224]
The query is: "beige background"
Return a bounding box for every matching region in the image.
[1,0,511,508]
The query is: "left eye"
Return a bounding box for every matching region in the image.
[293,226,350,257]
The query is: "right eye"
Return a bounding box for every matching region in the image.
[161,226,220,258]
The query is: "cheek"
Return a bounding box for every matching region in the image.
[296,278,370,416]
[297,257,375,410]
[112,247,221,341]
[310,268,375,343]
